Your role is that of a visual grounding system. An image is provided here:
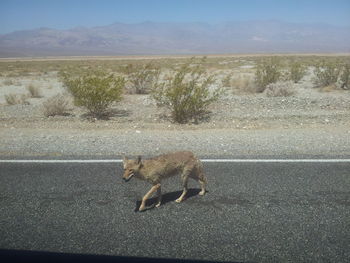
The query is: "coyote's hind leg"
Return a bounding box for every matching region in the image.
[189,162,207,196]
[155,186,162,207]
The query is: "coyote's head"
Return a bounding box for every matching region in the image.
[122,156,143,182]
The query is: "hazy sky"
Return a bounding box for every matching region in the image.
[1,0,350,33]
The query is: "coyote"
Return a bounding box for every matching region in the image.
[122,151,207,211]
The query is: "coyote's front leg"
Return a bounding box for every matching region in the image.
[139,183,161,211]
[176,168,191,203]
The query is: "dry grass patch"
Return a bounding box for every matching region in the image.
[230,75,256,94]
[43,93,70,117]
[319,84,338,93]
[5,93,29,105]
[3,79,15,86]
[27,84,42,98]
[265,81,296,97]
[221,74,232,87]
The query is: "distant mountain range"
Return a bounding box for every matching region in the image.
[0,20,349,57]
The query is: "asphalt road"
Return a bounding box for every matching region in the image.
[0,160,349,262]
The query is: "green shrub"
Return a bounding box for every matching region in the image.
[152,59,222,123]
[313,60,341,87]
[340,63,350,90]
[128,63,160,94]
[62,70,124,118]
[119,63,135,75]
[255,57,281,92]
[289,61,307,83]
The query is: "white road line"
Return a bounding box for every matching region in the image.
[0,159,350,163]
[202,159,350,163]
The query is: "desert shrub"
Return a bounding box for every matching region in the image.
[313,60,341,87]
[255,57,281,92]
[152,59,222,123]
[128,63,160,94]
[62,70,124,118]
[119,64,135,75]
[27,84,42,98]
[288,61,307,83]
[5,93,29,105]
[43,94,70,117]
[265,81,296,97]
[340,63,350,90]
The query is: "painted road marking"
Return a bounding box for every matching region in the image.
[1,159,350,163]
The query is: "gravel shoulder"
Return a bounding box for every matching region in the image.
[1,125,350,158]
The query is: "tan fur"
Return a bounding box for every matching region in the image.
[122,151,207,211]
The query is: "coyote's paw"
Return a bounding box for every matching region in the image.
[139,205,146,212]
[199,190,206,196]
[175,198,183,203]
[155,202,161,208]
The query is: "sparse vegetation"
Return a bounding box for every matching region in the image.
[221,74,232,87]
[62,70,125,118]
[152,58,223,123]
[340,63,350,90]
[27,84,42,98]
[314,60,341,87]
[288,61,307,83]
[127,63,160,94]
[43,93,70,117]
[255,57,281,92]
[119,63,135,75]
[265,81,296,97]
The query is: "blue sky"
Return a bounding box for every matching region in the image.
[1,0,350,33]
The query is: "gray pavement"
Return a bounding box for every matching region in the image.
[0,160,349,262]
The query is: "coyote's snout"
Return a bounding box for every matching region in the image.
[121,151,207,211]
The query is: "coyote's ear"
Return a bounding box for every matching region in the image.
[137,155,143,168]
[122,156,128,168]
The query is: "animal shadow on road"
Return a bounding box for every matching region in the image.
[134,188,202,212]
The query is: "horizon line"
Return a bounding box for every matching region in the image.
[1,52,350,61]
[1,19,350,35]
